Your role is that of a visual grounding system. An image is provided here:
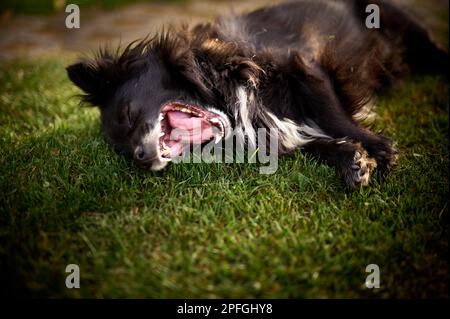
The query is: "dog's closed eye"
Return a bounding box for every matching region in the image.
[126,104,133,128]
[121,103,138,130]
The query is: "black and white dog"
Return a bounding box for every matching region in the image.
[67,0,447,188]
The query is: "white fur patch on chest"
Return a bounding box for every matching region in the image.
[235,86,257,148]
[233,86,330,151]
[265,111,329,150]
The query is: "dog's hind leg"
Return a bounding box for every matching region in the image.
[353,0,448,75]
[302,138,377,189]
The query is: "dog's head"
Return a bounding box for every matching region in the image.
[66,36,233,170]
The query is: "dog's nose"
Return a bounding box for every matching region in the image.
[134,145,156,164]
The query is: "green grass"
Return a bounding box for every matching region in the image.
[0,59,448,298]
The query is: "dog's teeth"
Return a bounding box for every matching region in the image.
[159,132,165,137]
[162,143,171,152]
[160,147,171,156]
[159,114,164,121]
[214,134,222,144]
[210,118,219,123]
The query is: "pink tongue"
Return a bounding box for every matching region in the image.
[167,111,215,143]
[167,111,200,130]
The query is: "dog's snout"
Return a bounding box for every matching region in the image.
[134,145,157,164]
[134,146,146,160]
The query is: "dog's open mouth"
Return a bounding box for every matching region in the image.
[158,102,229,159]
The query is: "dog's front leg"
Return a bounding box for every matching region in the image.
[302,138,377,189]
[301,138,377,189]
[295,63,397,172]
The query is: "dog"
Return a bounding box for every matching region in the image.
[67,0,447,188]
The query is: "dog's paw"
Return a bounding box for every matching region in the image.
[376,143,398,172]
[342,146,377,189]
[366,136,398,172]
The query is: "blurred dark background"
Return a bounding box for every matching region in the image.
[0,0,186,15]
[0,0,447,61]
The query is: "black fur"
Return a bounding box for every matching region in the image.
[67,0,447,188]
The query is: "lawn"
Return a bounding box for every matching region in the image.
[0,58,448,298]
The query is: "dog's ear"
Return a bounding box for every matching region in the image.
[66,58,118,106]
[66,62,98,99]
